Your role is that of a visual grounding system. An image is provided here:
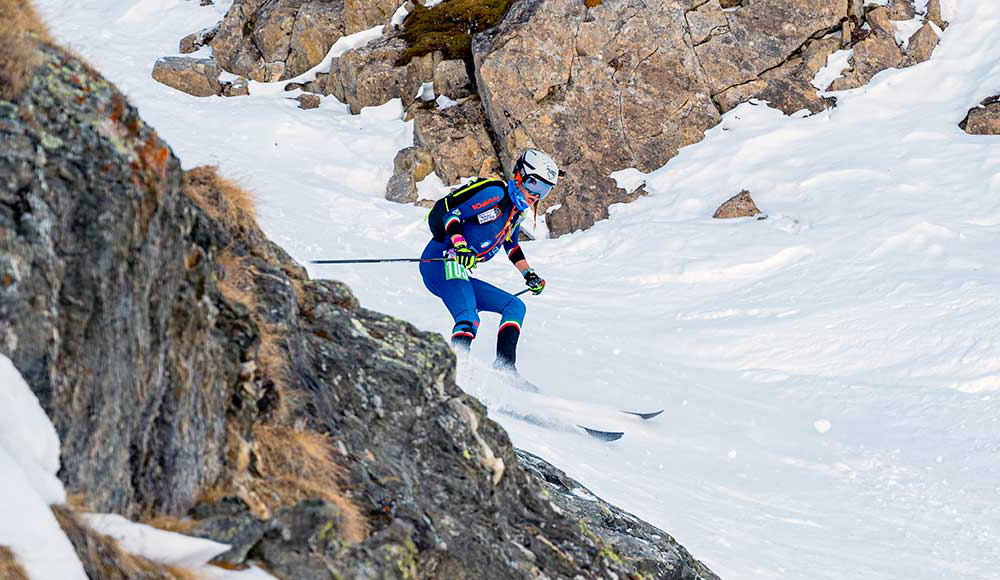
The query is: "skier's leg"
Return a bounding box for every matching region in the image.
[469,279,526,370]
[420,250,480,352]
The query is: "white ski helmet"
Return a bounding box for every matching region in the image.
[511,149,558,210]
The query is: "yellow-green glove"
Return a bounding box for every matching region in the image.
[452,240,480,271]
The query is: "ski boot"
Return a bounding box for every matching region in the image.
[493,323,538,392]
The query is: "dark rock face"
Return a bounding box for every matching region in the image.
[2,37,721,580]
[518,451,721,580]
[0,45,253,516]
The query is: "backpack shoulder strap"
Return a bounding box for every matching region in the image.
[443,177,506,212]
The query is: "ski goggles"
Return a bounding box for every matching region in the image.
[522,175,554,199]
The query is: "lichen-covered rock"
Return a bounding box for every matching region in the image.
[210,0,345,82]
[518,450,721,580]
[713,190,761,219]
[961,96,1000,135]
[152,56,223,96]
[1,45,252,516]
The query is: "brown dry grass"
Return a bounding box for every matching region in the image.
[0,546,31,580]
[140,515,198,534]
[207,425,368,543]
[52,505,205,580]
[0,0,52,100]
[249,424,369,542]
[183,166,259,236]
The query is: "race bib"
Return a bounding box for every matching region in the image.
[477,207,500,224]
[444,261,470,281]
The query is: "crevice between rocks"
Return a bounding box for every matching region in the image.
[708,20,845,106]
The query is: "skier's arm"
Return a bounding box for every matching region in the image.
[503,224,527,271]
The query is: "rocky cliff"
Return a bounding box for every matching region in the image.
[154,0,946,237]
[2,14,719,580]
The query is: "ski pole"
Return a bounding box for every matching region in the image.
[310,257,446,264]
[310,259,533,297]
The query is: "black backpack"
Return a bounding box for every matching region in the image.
[426,177,507,241]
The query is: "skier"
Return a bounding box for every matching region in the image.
[419,149,559,385]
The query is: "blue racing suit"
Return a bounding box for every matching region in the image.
[420,180,528,345]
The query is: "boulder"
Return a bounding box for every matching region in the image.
[324,36,438,114]
[152,56,223,97]
[179,23,220,54]
[223,76,250,97]
[887,0,916,21]
[295,93,321,109]
[412,98,500,185]
[902,22,938,66]
[828,27,903,91]
[474,0,720,235]
[925,0,948,30]
[713,190,761,219]
[385,146,435,204]
[210,0,345,82]
[961,96,1000,135]
[865,5,894,34]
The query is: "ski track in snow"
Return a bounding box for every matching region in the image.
[33,0,1000,578]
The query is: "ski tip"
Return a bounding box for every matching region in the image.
[622,409,664,420]
[578,426,624,442]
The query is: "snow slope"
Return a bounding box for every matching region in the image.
[33,0,999,578]
[0,356,88,580]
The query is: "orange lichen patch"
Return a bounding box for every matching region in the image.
[0,546,31,580]
[52,505,205,580]
[0,0,52,99]
[584,0,603,7]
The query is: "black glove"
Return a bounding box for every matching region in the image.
[452,241,480,271]
[523,268,545,295]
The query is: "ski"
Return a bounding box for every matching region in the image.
[621,409,664,420]
[578,426,624,442]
